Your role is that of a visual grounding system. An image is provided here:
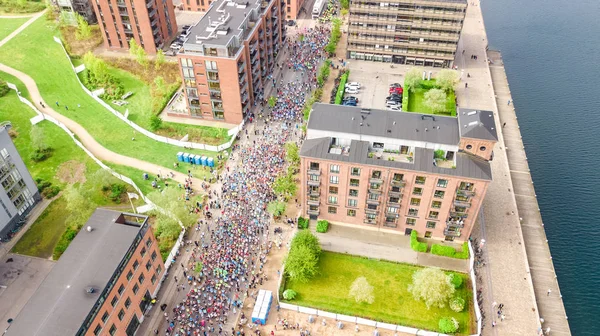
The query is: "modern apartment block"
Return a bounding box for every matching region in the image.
[174,0,286,124]
[91,0,178,54]
[0,123,40,240]
[55,0,98,23]
[8,210,164,336]
[300,104,498,242]
[347,0,467,67]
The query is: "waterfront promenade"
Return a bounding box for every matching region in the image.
[488,50,571,336]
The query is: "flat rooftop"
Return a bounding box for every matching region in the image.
[183,0,261,49]
[7,209,149,336]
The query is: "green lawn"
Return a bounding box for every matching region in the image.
[404,80,457,117]
[0,16,220,172]
[0,0,45,14]
[283,252,473,334]
[0,17,28,40]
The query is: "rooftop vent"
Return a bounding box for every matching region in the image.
[86,226,93,232]
[360,109,371,114]
[421,115,435,121]
[85,287,96,294]
[468,121,479,127]
[467,111,478,116]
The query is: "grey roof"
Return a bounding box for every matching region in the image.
[300,137,492,181]
[8,209,147,336]
[457,108,498,141]
[308,103,461,146]
[183,0,260,48]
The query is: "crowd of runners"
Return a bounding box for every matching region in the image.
[158,26,331,336]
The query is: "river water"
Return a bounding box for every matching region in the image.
[481,0,600,334]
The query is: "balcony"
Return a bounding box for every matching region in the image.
[307,179,320,187]
[364,219,377,225]
[307,209,320,216]
[238,71,247,83]
[146,0,153,8]
[388,189,402,198]
[368,185,383,194]
[117,1,126,7]
[449,211,468,219]
[387,201,400,208]
[457,189,476,197]
[453,200,471,208]
[308,188,320,196]
[307,199,320,206]
[365,208,378,215]
[443,229,462,237]
[369,177,383,184]
[308,167,320,175]
[237,61,246,73]
[391,179,405,187]
[366,198,379,206]
[446,220,465,228]
[383,221,397,228]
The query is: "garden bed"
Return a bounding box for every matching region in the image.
[282,251,474,334]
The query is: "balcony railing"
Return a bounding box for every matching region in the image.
[383,222,397,228]
[391,179,405,187]
[307,180,320,187]
[369,177,383,184]
[307,199,320,206]
[449,211,468,218]
[453,200,471,208]
[366,198,379,205]
[457,189,476,197]
[387,201,400,208]
[308,189,320,196]
[237,61,245,73]
[388,190,402,198]
[364,219,377,225]
[446,220,464,228]
[443,229,461,237]
[365,208,378,215]
[307,209,320,216]
[308,168,320,175]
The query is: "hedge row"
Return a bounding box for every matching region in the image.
[298,216,309,229]
[431,242,469,259]
[334,70,350,104]
[316,60,332,87]
[410,230,428,252]
[316,220,329,233]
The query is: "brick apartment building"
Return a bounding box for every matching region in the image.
[179,0,211,12]
[285,0,304,20]
[347,0,467,67]
[55,0,98,23]
[300,104,498,242]
[7,210,164,336]
[91,0,178,54]
[173,0,286,124]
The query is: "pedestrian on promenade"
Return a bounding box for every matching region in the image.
[465,83,468,88]
[492,321,496,327]
[508,99,511,105]
[547,289,552,296]
[503,122,506,128]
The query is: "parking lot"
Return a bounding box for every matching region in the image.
[343,60,442,110]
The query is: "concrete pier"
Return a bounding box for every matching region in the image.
[488,50,571,336]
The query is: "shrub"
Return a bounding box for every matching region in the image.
[434,149,445,160]
[410,230,427,252]
[449,273,463,289]
[439,317,459,333]
[30,149,52,162]
[316,220,329,233]
[283,289,297,300]
[334,70,350,104]
[42,185,61,199]
[431,243,470,259]
[449,296,466,312]
[109,183,126,202]
[150,115,163,131]
[0,79,9,97]
[36,178,52,192]
[297,216,309,229]
[53,225,81,260]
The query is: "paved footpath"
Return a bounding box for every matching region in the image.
[488,50,571,336]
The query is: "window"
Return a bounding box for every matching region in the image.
[156,265,162,275]
[328,206,337,214]
[329,186,338,194]
[393,173,404,181]
[410,198,421,206]
[350,179,360,187]
[109,324,117,336]
[408,208,419,216]
[349,189,358,197]
[368,192,379,201]
[437,179,448,188]
[205,60,218,70]
[413,187,423,195]
[365,213,377,222]
[351,167,361,176]
[406,218,416,226]
[151,274,157,284]
[151,251,157,261]
[328,196,338,204]
[125,297,131,309]
[428,211,439,219]
[138,273,145,284]
[146,238,152,247]
[330,176,339,184]
[369,183,381,190]
[389,196,400,203]
[431,201,442,208]
[111,296,118,307]
[386,206,398,214]
[347,209,356,217]
[132,260,139,270]
[425,231,432,238]
[133,284,139,294]
[371,170,382,179]
[466,144,473,149]
[94,324,102,335]
[434,190,445,198]
[118,284,125,295]
[102,311,109,323]
[140,247,146,257]
[426,221,436,228]
[348,199,358,207]
[146,260,152,271]
[330,165,340,173]
[309,162,320,170]
[415,176,426,185]
[480,146,487,151]
[309,174,319,182]
[118,309,125,321]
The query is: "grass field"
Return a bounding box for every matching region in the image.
[0,16,220,172]
[0,17,28,40]
[404,80,457,117]
[283,252,473,334]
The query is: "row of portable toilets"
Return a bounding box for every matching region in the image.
[177,152,215,167]
[251,290,273,325]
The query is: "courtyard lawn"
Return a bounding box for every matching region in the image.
[283,252,473,334]
[0,17,28,40]
[0,16,219,172]
[404,80,457,117]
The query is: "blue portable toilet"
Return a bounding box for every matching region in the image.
[194,155,202,165]
[177,152,184,162]
[207,157,215,167]
[183,153,190,163]
[201,156,208,166]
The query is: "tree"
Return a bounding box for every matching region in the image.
[404,67,424,92]
[155,49,166,70]
[408,267,455,309]
[86,168,114,192]
[285,244,320,283]
[424,88,447,114]
[349,276,375,304]
[285,142,300,166]
[435,69,459,92]
[268,95,277,108]
[283,289,297,300]
[291,230,321,255]
[75,13,91,40]
[129,39,148,68]
[63,184,94,227]
[129,38,140,58]
[272,173,296,201]
[148,187,196,228]
[449,296,465,312]
[267,200,286,217]
[30,125,48,151]
[0,79,10,97]
[340,0,349,9]
[150,115,163,131]
[439,317,459,333]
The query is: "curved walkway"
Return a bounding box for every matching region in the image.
[0,64,204,189]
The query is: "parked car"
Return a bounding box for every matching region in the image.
[386,100,401,107]
[345,82,361,90]
[182,25,191,30]
[343,100,358,106]
[170,43,182,50]
[389,86,404,94]
[343,96,359,103]
[387,105,402,111]
[389,83,402,88]
[345,87,359,94]
[386,94,402,102]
